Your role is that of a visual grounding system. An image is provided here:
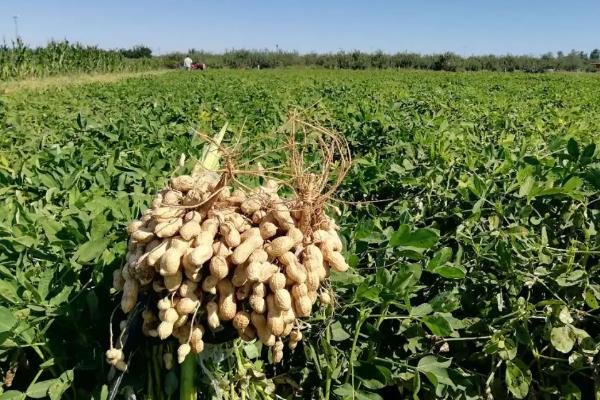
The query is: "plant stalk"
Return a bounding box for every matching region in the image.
[180,124,227,400]
[180,354,197,400]
[324,326,333,400]
[345,309,369,386]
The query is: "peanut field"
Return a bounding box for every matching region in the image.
[1,69,600,399]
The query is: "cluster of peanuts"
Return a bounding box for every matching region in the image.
[108,173,348,370]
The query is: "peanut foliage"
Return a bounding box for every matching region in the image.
[0,70,599,399]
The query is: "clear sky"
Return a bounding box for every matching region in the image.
[0,0,599,56]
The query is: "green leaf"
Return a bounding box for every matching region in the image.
[562,176,583,192]
[585,168,600,190]
[39,358,55,368]
[330,321,351,341]
[354,224,387,244]
[26,379,57,399]
[558,306,573,324]
[567,138,579,158]
[389,225,439,249]
[416,356,454,387]
[0,280,19,304]
[556,270,585,287]
[581,143,596,160]
[432,264,466,279]
[48,286,73,307]
[0,391,25,400]
[38,217,62,243]
[90,213,112,240]
[74,238,110,263]
[389,224,409,247]
[430,292,460,313]
[356,363,391,390]
[551,326,575,353]
[36,269,53,301]
[243,342,260,359]
[347,254,360,268]
[518,176,535,198]
[333,383,355,397]
[412,370,421,397]
[355,285,381,302]
[0,307,17,333]
[355,391,383,400]
[584,286,600,310]
[84,196,112,216]
[410,303,433,317]
[498,338,518,361]
[422,315,453,336]
[48,370,74,400]
[12,235,38,249]
[427,247,453,270]
[523,156,539,165]
[394,264,422,290]
[505,360,531,399]
[570,326,590,344]
[333,385,383,400]
[99,385,108,400]
[16,320,35,345]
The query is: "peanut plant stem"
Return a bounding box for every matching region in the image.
[146,346,153,399]
[324,324,333,400]
[152,346,162,400]
[345,309,369,386]
[375,304,389,329]
[180,354,196,400]
[325,367,332,400]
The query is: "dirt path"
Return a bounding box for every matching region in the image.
[1,69,174,94]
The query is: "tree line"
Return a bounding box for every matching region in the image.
[1,40,599,81]
[171,48,600,72]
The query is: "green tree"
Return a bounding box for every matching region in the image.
[119,45,152,58]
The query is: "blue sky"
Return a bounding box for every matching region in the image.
[0,0,598,56]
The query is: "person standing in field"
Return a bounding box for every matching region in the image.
[183,56,192,70]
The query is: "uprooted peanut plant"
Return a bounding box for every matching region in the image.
[107,117,351,378]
